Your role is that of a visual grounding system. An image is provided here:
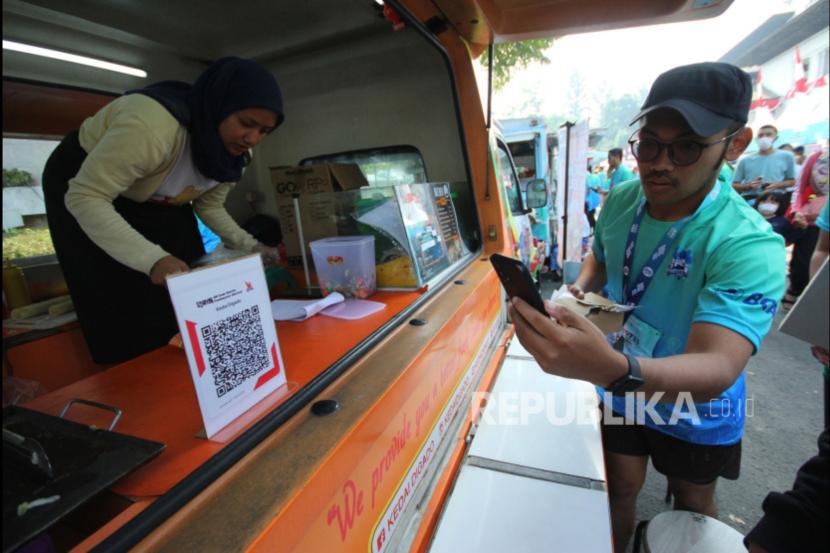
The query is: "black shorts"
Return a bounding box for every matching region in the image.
[600,407,741,485]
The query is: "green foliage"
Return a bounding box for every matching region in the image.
[596,93,646,152]
[2,228,55,260]
[2,168,35,188]
[481,39,554,90]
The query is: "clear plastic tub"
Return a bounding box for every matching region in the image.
[310,236,376,298]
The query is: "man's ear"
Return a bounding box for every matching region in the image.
[726,127,753,162]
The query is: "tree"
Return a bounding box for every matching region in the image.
[565,71,588,120]
[596,92,646,152]
[481,39,554,90]
[2,168,35,187]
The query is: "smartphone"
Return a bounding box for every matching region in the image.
[489,254,547,315]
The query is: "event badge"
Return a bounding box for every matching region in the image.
[167,254,286,439]
[622,314,661,358]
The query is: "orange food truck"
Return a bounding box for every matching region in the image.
[2,1,733,551]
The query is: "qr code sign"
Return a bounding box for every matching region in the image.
[201,305,270,398]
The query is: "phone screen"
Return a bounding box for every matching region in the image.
[489,254,547,315]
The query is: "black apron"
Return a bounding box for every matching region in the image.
[43,130,205,364]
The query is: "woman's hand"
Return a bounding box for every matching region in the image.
[792,211,808,229]
[253,243,281,266]
[150,255,189,285]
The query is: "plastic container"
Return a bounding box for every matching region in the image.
[310,236,376,298]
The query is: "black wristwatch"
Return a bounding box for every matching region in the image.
[606,353,645,395]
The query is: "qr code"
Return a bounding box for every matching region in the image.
[201,305,270,398]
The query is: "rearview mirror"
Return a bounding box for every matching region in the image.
[525,178,548,210]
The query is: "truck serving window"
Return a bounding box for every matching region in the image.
[3,136,60,262]
[300,145,480,255]
[507,140,537,179]
[300,145,427,187]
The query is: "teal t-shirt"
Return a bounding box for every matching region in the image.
[592,179,786,445]
[732,150,795,186]
[717,162,733,187]
[817,200,829,232]
[586,173,602,211]
[602,165,634,192]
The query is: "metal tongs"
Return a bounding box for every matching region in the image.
[3,428,54,480]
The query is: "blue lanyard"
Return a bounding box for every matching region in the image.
[622,184,721,312]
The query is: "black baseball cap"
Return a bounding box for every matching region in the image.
[630,62,752,137]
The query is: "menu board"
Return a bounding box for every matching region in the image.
[430,182,466,264]
[388,182,467,284]
[396,183,450,283]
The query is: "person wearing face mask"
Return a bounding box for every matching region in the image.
[42,57,284,364]
[755,190,792,238]
[732,125,796,204]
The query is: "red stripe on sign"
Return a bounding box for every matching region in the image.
[255,343,282,390]
[186,320,206,376]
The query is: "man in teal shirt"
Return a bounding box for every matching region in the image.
[601,147,635,206]
[508,63,785,552]
[585,161,602,230]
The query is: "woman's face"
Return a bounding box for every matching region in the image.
[757,198,780,219]
[218,108,278,156]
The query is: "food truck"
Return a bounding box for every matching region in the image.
[499,117,555,278]
[2,1,734,551]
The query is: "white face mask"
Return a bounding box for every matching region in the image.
[757,137,775,150]
[758,202,778,215]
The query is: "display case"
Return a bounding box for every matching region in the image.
[289,182,471,290]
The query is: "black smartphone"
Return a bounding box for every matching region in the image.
[489,253,547,315]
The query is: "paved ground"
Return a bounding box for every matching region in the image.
[539,272,825,549]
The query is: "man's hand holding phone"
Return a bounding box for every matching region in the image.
[508,296,626,385]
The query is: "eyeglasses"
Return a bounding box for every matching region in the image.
[628,128,742,167]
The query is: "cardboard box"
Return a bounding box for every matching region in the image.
[553,290,625,335]
[270,163,368,267]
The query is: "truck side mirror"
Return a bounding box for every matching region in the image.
[524,178,548,210]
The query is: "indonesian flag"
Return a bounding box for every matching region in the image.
[750,68,780,111]
[786,46,809,99]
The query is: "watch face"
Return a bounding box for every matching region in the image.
[611,376,645,395]
[620,376,645,392]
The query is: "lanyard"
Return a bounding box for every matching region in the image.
[622,183,721,313]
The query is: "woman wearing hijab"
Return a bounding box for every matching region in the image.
[43,57,284,364]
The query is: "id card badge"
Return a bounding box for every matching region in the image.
[622,314,661,357]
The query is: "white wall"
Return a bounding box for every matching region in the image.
[761,28,830,96]
[225,28,469,225]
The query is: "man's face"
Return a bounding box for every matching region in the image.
[635,109,734,215]
[757,127,777,140]
[608,154,621,168]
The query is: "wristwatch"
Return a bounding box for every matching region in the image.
[606,353,645,395]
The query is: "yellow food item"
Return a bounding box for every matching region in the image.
[376,256,418,288]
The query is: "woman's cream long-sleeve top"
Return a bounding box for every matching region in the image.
[67,94,258,275]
